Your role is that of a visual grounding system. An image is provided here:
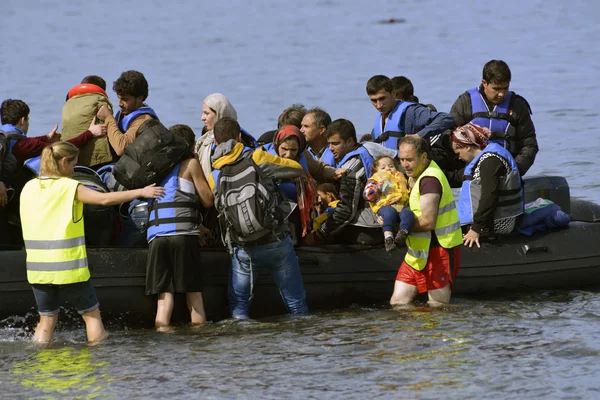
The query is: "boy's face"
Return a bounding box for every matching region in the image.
[317,190,332,205]
[482,80,510,105]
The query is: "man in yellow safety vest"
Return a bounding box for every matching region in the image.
[391,136,463,306]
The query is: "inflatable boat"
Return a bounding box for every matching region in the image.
[1,176,599,323]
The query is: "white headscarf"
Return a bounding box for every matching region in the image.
[203,93,238,122]
[195,93,238,178]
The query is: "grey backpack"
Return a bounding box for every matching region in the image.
[215,153,279,245]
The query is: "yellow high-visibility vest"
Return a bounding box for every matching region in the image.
[404,161,462,271]
[20,177,90,284]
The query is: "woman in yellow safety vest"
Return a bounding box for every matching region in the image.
[20,141,165,344]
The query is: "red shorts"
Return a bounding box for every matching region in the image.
[396,246,460,293]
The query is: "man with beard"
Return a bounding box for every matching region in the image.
[96,70,158,157]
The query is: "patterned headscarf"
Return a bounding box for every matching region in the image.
[274,125,306,159]
[451,123,491,150]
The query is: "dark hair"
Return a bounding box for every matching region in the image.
[277,104,307,129]
[113,70,149,100]
[391,76,414,101]
[399,135,430,157]
[366,75,393,96]
[306,107,332,130]
[169,124,196,148]
[1,99,30,125]
[326,118,357,142]
[214,117,241,144]
[316,182,339,200]
[81,75,107,91]
[370,155,400,176]
[359,133,373,143]
[482,60,511,84]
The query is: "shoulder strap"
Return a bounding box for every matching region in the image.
[373,130,406,144]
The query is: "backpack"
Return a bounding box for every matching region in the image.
[0,130,23,184]
[72,166,116,246]
[215,153,280,245]
[113,119,192,189]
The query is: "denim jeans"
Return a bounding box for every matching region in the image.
[229,235,308,319]
[376,206,416,234]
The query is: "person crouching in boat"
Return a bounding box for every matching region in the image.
[266,125,344,242]
[451,123,524,248]
[303,119,380,246]
[311,183,339,233]
[363,155,415,252]
[145,124,214,330]
[390,136,462,307]
[20,142,165,344]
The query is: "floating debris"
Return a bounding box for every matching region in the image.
[378,18,407,24]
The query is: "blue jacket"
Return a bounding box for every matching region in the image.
[262,143,309,201]
[372,101,413,150]
[147,163,201,242]
[308,145,335,167]
[115,105,158,132]
[336,145,374,179]
[468,87,514,148]
[458,142,523,226]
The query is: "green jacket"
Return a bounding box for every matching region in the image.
[61,93,114,167]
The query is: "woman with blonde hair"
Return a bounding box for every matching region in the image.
[20,141,165,344]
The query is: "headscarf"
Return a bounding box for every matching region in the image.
[203,93,238,122]
[451,123,491,150]
[273,125,314,237]
[195,93,238,178]
[273,125,306,160]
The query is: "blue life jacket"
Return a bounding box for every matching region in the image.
[0,124,27,153]
[309,146,335,167]
[263,143,309,201]
[336,145,374,179]
[468,87,514,147]
[147,163,201,242]
[23,156,41,175]
[372,101,414,150]
[241,128,258,148]
[115,105,158,132]
[458,142,523,226]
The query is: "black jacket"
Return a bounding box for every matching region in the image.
[318,149,375,239]
[450,86,539,176]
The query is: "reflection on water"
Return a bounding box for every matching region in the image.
[11,347,111,399]
[1,292,600,398]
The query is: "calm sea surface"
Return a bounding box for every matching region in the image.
[1,0,600,398]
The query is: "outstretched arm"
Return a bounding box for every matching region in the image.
[76,183,165,206]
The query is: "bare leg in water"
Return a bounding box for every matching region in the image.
[82,307,108,344]
[427,284,451,307]
[33,314,59,343]
[390,280,419,307]
[186,292,206,325]
[155,292,174,330]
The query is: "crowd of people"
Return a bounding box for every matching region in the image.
[1,59,553,343]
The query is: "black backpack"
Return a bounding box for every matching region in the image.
[0,130,23,184]
[215,153,279,245]
[113,119,192,189]
[72,166,117,246]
